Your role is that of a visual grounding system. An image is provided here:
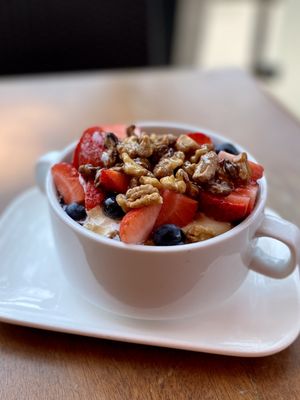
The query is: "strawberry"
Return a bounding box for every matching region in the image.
[155,190,198,228]
[234,183,259,214]
[51,162,85,205]
[218,151,264,182]
[248,161,264,181]
[73,126,105,169]
[85,181,105,211]
[98,169,129,193]
[199,190,250,222]
[187,132,213,146]
[119,204,162,244]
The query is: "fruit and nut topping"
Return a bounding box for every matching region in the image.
[52,124,264,245]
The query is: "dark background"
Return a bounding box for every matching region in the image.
[0,0,177,75]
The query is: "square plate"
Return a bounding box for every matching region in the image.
[0,188,299,356]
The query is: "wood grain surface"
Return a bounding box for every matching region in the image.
[0,68,300,399]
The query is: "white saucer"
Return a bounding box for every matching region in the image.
[0,188,299,357]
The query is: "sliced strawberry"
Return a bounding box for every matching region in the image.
[51,162,85,205]
[85,181,105,211]
[199,190,250,222]
[119,204,162,244]
[248,161,264,181]
[218,151,264,182]
[155,190,198,228]
[98,169,129,193]
[100,124,128,139]
[234,183,259,214]
[187,132,213,146]
[73,126,105,169]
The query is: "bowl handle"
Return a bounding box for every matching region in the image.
[35,151,61,194]
[247,214,300,278]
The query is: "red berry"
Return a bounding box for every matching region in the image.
[85,181,105,211]
[234,183,259,215]
[98,169,129,193]
[119,204,162,244]
[51,163,85,205]
[248,161,264,181]
[73,126,105,169]
[199,190,250,222]
[187,132,213,146]
[155,190,198,228]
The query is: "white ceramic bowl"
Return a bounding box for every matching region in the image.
[36,121,300,319]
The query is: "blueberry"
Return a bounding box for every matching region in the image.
[153,224,185,246]
[215,142,239,155]
[65,203,87,221]
[103,195,125,219]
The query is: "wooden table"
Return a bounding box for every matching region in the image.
[1,68,300,399]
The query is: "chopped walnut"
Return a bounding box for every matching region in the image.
[150,134,177,163]
[116,184,162,211]
[139,176,162,189]
[205,179,233,196]
[121,153,150,177]
[160,175,186,193]
[110,163,124,172]
[133,157,152,170]
[183,213,232,243]
[101,132,119,167]
[153,151,185,179]
[78,164,99,180]
[126,124,137,137]
[175,134,200,153]
[186,182,200,198]
[117,133,153,158]
[193,151,218,183]
[190,144,214,163]
[150,133,177,147]
[182,160,196,178]
[129,177,140,188]
[222,152,251,184]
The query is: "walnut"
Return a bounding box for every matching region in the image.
[100,132,120,167]
[175,168,189,182]
[126,124,137,137]
[110,163,124,172]
[160,175,186,193]
[117,135,139,157]
[222,152,251,183]
[139,176,162,189]
[159,168,189,194]
[117,133,153,158]
[150,133,177,147]
[183,213,232,243]
[133,157,152,170]
[186,182,200,198]
[78,164,99,180]
[150,134,177,163]
[121,153,150,177]
[153,151,185,179]
[182,161,196,178]
[192,151,218,183]
[205,179,233,196]
[175,134,199,153]
[129,177,140,188]
[190,144,214,163]
[116,184,162,211]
